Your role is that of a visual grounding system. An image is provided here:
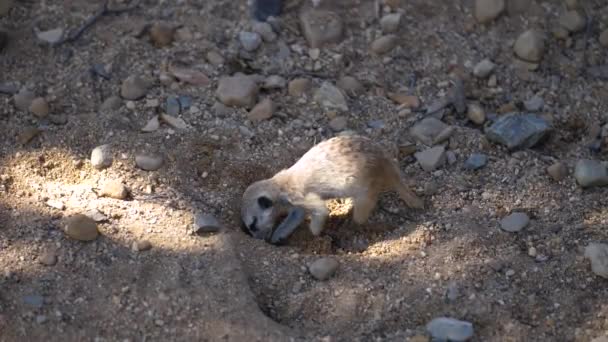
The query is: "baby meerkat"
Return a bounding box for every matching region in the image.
[240,134,424,244]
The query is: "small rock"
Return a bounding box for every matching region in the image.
[252,21,277,42]
[574,159,608,188]
[239,31,262,51]
[337,76,364,96]
[308,257,339,281]
[467,103,486,125]
[169,67,210,86]
[216,75,259,108]
[17,127,40,145]
[485,113,550,150]
[514,29,545,63]
[367,120,385,129]
[547,162,568,181]
[29,97,49,118]
[194,212,223,233]
[149,22,174,47]
[599,29,608,47]
[565,0,578,10]
[426,317,474,342]
[314,82,348,111]
[523,95,544,112]
[121,75,150,100]
[46,200,65,210]
[23,295,44,309]
[141,116,160,132]
[584,243,608,279]
[473,58,496,78]
[206,51,225,66]
[410,117,449,146]
[84,209,108,222]
[91,145,113,170]
[35,315,47,324]
[49,114,67,125]
[251,0,283,21]
[329,116,348,131]
[299,9,344,48]
[559,10,586,33]
[464,153,487,170]
[167,96,182,116]
[288,78,311,97]
[99,180,129,200]
[474,0,505,23]
[100,96,122,111]
[500,212,529,232]
[263,75,286,89]
[160,113,188,129]
[415,146,446,172]
[371,34,398,55]
[38,249,57,266]
[388,93,420,108]
[63,214,99,241]
[380,13,401,33]
[13,88,35,111]
[132,240,152,252]
[248,98,275,122]
[135,154,164,171]
[36,28,64,44]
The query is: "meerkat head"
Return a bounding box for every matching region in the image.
[240,179,286,241]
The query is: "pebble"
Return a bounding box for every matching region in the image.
[371,34,398,55]
[160,113,188,129]
[523,95,544,112]
[63,214,99,241]
[547,162,568,181]
[485,113,550,150]
[13,88,35,111]
[426,317,474,342]
[474,0,505,23]
[193,212,223,233]
[415,146,446,172]
[239,31,262,51]
[337,76,364,96]
[466,103,486,125]
[565,0,578,10]
[49,114,67,125]
[308,257,339,281]
[473,58,496,78]
[247,98,275,122]
[206,51,225,66]
[288,78,311,97]
[36,28,64,44]
[91,145,113,170]
[514,29,545,63]
[380,13,401,33]
[29,97,49,118]
[38,249,57,266]
[36,315,47,324]
[329,116,348,131]
[500,212,529,232]
[149,22,174,47]
[135,154,164,171]
[216,75,259,108]
[169,67,210,86]
[165,96,180,116]
[132,240,152,252]
[559,10,586,33]
[599,29,608,47]
[263,75,286,89]
[464,153,487,170]
[120,75,150,100]
[84,209,108,222]
[17,127,40,145]
[299,9,344,48]
[584,243,608,279]
[141,116,160,132]
[100,96,122,111]
[46,200,65,210]
[410,117,449,146]
[23,294,44,308]
[252,21,277,42]
[99,180,129,200]
[314,82,348,111]
[388,93,420,108]
[251,0,282,21]
[574,159,608,188]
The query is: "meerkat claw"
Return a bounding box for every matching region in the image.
[270,206,306,244]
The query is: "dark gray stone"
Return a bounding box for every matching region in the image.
[485,113,549,150]
[464,153,488,170]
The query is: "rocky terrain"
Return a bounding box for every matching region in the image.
[1,0,608,341]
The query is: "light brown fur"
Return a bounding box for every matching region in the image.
[240,135,424,240]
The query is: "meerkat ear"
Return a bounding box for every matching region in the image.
[257,196,273,209]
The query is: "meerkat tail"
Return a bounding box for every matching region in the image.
[396,183,425,209]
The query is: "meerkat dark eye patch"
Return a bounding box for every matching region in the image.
[257,196,273,209]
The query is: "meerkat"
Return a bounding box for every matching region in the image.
[240,134,424,244]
